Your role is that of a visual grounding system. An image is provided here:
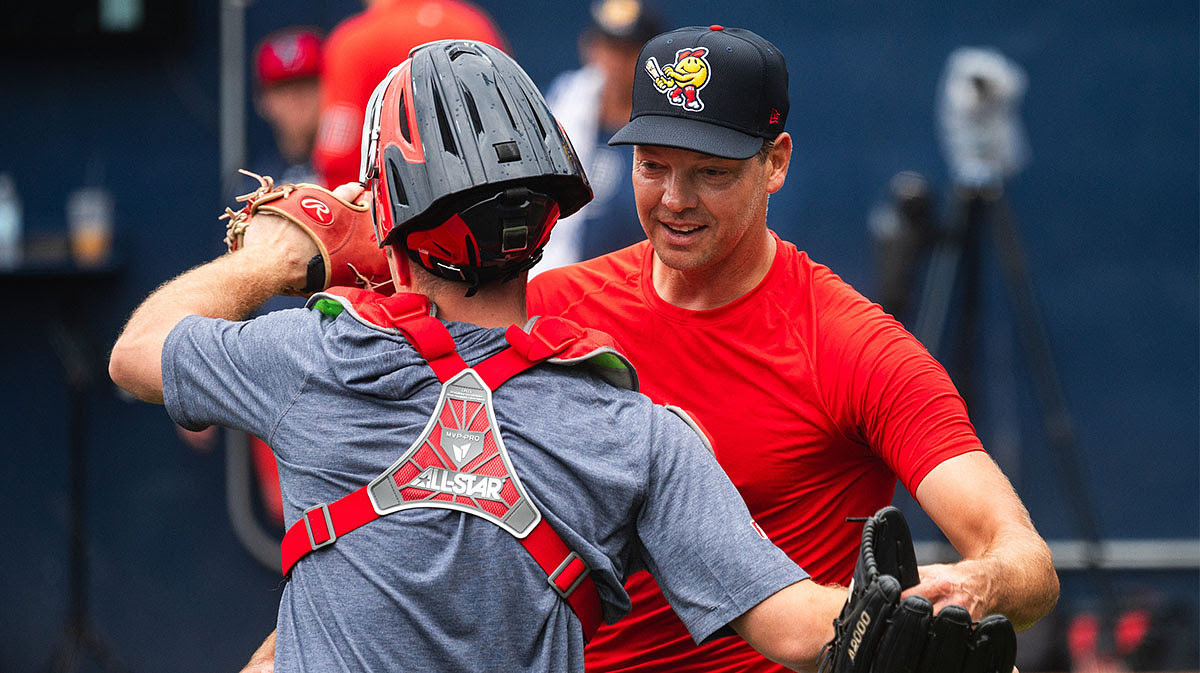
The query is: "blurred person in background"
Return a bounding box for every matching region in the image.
[312,0,508,187]
[534,0,665,273]
[252,27,324,185]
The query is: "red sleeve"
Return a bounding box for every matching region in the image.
[313,14,373,188]
[809,263,983,496]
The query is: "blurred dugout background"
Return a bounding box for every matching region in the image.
[0,1,1195,671]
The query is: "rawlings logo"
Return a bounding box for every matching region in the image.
[407,466,503,500]
[300,196,333,224]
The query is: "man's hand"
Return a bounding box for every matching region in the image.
[236,208,319,291]
[904,561,988,620]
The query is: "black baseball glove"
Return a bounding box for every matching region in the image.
[816,507,1018,673]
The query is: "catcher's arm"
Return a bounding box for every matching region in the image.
[911,452,1058,631]
[108,185,358,404]
[729,579,848,672]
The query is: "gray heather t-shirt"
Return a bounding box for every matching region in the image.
[162,304,807,672]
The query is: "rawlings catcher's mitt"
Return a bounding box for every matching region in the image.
[816,507,1018,673]
[221,170,392,296]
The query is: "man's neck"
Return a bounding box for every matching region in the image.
[421,279,528,329]
[651,231,777,311]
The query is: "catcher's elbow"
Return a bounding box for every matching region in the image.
[108,337,165,404]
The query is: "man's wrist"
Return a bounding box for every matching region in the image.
[224,245,311,295]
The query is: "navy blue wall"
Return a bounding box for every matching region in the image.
[1,1,1195,671]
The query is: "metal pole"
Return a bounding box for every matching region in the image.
[225,430,284,572]
[219,0,249,198]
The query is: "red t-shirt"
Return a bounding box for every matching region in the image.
[313,0,507,187]
[527,235,983,672]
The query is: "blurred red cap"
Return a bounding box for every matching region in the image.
[255,28,323,86]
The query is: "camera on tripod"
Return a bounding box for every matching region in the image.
[938,47,1030,192]
[870,47,1031,324]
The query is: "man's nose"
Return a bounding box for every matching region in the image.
[661,173,697,212]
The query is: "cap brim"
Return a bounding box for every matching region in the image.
[608,114,763,160]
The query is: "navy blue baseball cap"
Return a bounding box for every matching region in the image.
[609,25,789,159]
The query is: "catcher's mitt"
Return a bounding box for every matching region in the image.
[221,170,393,296]
[816,507,1017,673]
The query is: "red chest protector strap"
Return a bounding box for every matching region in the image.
[280,289,602,640]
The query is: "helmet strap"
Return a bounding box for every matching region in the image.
[385,245,412,290]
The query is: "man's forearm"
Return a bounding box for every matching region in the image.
[914,532,1056,631]
[913,452,1059,630]
[108,252,296,403]
[730,579,847,672]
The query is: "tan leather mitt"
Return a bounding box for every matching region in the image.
[221,170,392,296]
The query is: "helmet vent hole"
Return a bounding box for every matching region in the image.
[398,90,412,144]
[462,85,485,137]
[387,161,408,207]
[432,86,459,157]
[496,87,519,130]
[494,141,521,163]
[521,90,548,140]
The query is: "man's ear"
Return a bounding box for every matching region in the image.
[766,132,792,195]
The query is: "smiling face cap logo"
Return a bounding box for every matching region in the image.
[644,47,711,112]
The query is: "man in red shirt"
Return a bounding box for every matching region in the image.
[528,25,1060,673]
[312,0,508,187]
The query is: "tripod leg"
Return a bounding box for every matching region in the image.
[951,194,988,410]
[913,193,976,356]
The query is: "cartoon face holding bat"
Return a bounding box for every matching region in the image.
[645,47,710,111]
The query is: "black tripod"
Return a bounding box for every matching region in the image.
[909,182,1120,648]
[23,266,133,673]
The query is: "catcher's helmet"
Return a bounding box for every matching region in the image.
[359,40,592,289]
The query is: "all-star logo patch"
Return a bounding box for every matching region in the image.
[368,368,542,538]
[408,466,503,500]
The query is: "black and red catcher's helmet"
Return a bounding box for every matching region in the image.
[360,40,592,291]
